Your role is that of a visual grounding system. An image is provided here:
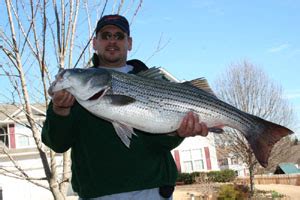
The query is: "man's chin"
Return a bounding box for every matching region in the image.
[102,57,123,66]
[105,53,120,59]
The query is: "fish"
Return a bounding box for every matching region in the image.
[49,67,294,168]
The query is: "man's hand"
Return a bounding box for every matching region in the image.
[51,90,75,116]
[176,112,209,137]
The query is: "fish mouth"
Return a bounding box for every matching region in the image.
[87,87,109,101]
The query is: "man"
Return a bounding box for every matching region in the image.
[42,14,208,200]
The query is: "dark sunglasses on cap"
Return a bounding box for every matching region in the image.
[100,32,126,41]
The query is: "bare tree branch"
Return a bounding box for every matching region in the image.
[214,60,297,196]
[1,1,144,199]
[146,32,171,62]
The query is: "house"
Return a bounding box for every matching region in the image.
[0,104,54,200]
[274,163,300,174]
[215,146,249,177]
[0,104,46,149]
[172,134,219,173]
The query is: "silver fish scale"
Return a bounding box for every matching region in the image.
[109,71,257,132]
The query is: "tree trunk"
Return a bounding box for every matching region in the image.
[249,164,255,199]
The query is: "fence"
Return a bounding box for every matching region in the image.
[235,174,300,186]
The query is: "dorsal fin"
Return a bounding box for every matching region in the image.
[137,67,165,79]
[137,67,178,82]
[184,78,216,97]
[138,68,216,97]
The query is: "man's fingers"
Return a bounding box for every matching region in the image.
[177,114,188,137]
[186,112,195,134]
[199,122,208,136]
[52,90,75,108]
[177,112,210,137]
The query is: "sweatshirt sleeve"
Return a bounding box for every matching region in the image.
[42,102,77,153]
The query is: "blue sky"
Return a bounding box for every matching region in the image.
[1,0,299,136]
[127,0,300,136]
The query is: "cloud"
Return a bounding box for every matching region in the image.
[268,43,290,53]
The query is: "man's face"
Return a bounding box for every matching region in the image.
[93,25,132,67]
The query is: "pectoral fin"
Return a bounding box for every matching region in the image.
[112,121,137,148]
[108,95,136,106]
[208,125,224,134]
[208,127,224,134]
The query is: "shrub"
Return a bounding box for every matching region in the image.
[234,184,249,194]
[177,169,236,185]
[177,173,194,184]
[207,169,236,182]
[217,184,246,199]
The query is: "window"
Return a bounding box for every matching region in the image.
[0,128,8,147]
[183,161,193,173]
[17,135,30,147]
[181,150,192,160]
[15,124,36,148]
[181,148,205,172]
[218,158,229,166]
[194,159,204,170]
[230,157,239,165]
[192,149,203,159]
[0,186,3,200]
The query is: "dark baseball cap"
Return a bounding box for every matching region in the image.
[95,14,130,36]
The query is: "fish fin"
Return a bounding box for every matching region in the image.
[184,78,217,97]
[108,95,136,106]
[112,122,137,148]
[208,127,224,134]
[247,117,293,168]
[137,67,177,82]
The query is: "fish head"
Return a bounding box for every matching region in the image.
[49,68,111,101]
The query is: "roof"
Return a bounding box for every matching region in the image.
[285,144,300,165]
[0,104,46,124]
[274,163,300,174]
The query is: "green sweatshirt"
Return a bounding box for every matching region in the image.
[42,88,183,198]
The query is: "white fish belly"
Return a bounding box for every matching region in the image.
[79,99,184,133]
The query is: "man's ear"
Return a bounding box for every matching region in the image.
[128,37,133,51]
[92,37,97,50]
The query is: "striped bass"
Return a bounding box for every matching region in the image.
[49,67,293,167]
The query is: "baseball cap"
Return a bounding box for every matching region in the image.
[95,14,130,36]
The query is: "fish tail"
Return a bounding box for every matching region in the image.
[247,117,293,168]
